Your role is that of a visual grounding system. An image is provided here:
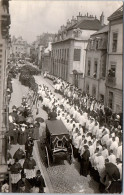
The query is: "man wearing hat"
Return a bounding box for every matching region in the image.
[80,144,90,177]
[33,170,46,193]
[10,158,22,192]
[28,124,34,139]
[13,147,25,167]
[23,154,36,185]
[17,173,32,193]
[25,137,34,157]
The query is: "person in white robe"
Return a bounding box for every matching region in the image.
[92,121,99,136]
[101,145,109,160]
[108,150,116,164]
[106,134,113,150]
[101,131,109,146]
[96,141,102,152]
[96,127,103,140]
[85,133,91,142]
[79,135,85,153]
[79,124,83,136]
[88,141,95,157]
[79,113,86,127]
[73,132,82,150]
[90,148,99,168]
[88,118,95,133]
[110,137,118,156]
[116,143,122,161]
[95,152,105,176]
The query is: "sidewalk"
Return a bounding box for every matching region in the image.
[9,78,52,193]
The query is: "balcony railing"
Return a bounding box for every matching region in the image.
[106,76,116,87]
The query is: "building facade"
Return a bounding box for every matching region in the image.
[105,5,123,113]
[51,12,104,89]
[10,36,29,59]
[0,0,11,174]
[84,25,108,103]
[40,42,52,72]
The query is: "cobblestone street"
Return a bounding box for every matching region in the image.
[8,75,99,193]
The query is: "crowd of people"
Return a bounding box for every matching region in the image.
[1,69,122,193]
[5,96,46,193]
[37,77,122,193]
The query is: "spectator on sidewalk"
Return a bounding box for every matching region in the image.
[25,137,34,157]
[17,173,32,193]
[13,147,25,167]
[23,154,36,184]
[33,170,46,193]
[10,158,22,192]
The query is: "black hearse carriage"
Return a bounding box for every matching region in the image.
[45,120,73,167]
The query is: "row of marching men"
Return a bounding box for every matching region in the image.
[53,77,122,127]
[37,83,122,193]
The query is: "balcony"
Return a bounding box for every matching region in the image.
[106,76,116,87]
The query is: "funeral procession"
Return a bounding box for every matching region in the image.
[0,0,123,194]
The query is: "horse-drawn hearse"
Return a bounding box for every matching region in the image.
[44,120,73,167]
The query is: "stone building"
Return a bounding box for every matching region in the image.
[84,25,108,103]
[105,5,123,113]
[10,36,29,59]
[51,12,104,89]
[0,0,11,178]
[40,42,52,72]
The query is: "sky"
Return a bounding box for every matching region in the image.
[9,0,123,44]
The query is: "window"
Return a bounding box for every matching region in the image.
[86,84,89,93]
[67,48,69,59]
[100,94,104,102]
[111,64,116,77]
[73,49,81,61]
[92,86,96,97]
[108,91,113,109]
[96,40,99,49]
[101,63,106,78]
[116,104,120,113]
[108,63,116,77]
[112,32,118,52]
[91,40,94,49]
[93,60,97,78]
[87,60,91,76]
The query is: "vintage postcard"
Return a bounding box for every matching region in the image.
[0,0,123,193]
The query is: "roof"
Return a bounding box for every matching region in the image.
[92,25,108,36]
[46,120,68,136]
[108,5,123,21]
[67,19,102,31]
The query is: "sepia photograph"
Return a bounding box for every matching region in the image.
[0,0,123,193]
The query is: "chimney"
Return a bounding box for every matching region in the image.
[71,16,77,25]
[77,12,83,22]
[100,12,104,26]
[66,19,71,28]
[61,25,65,31]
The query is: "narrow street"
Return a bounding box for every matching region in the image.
[9,74,99,193]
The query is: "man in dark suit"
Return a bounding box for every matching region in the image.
[33,170,46,193]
